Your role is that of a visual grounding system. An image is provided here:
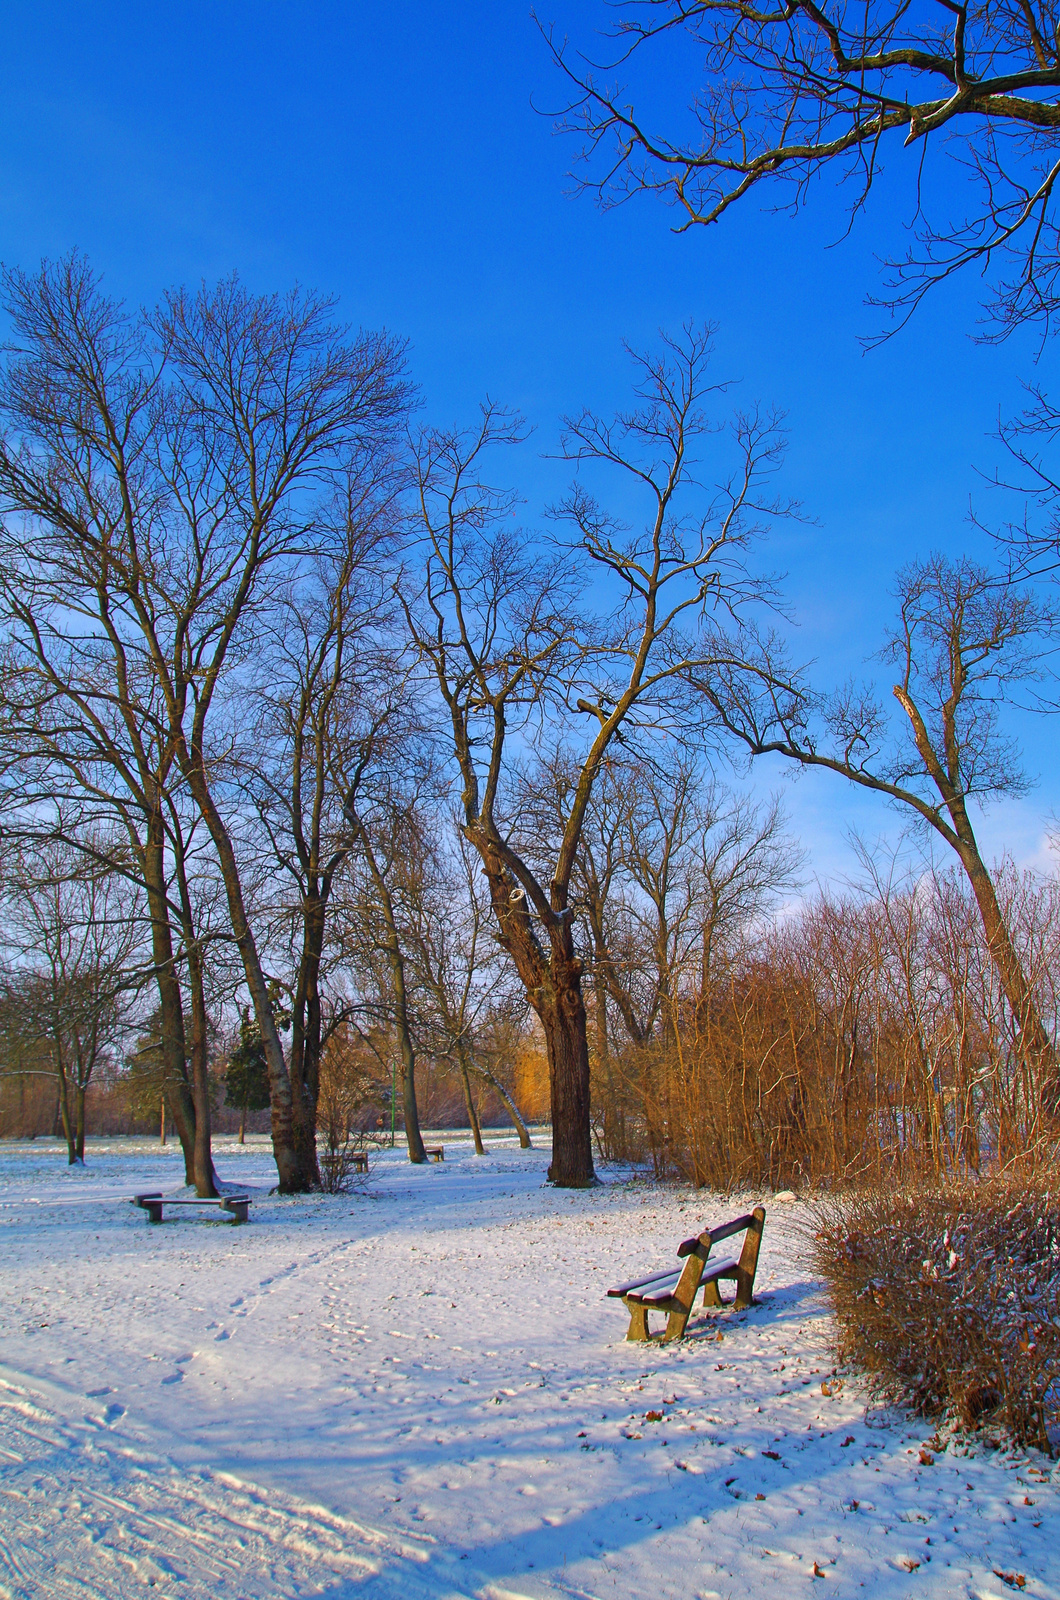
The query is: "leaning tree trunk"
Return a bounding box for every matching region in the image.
[480,1065,532,1147]
[454,1038,485,1154]
[957,838,1060,1119]
[896,687,1060,1124]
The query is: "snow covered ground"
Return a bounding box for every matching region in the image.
[0,1133,1056,1600]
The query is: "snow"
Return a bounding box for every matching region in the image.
[0,1134,1057,1600]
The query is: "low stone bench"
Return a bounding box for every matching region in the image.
[607,1206,765,1342]
[132,1192,251,1224]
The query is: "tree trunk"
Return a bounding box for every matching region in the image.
[957,838,1060,1117]
[592,956,620,1159]
[480,1065,532,1147]
[288,896,325,1188]
[186,943,218,1197]
[390,946,426,1163]
[160,1098,167,1145]
[355,825,426,1163]
[472,835,595,1185]
[894,685,1060,1123]
[142,819,198,1184]
[454,1039,485,1154]
[171,820,219,1196]
[55,1058,75,1165]
[74,1083,86,1162]
[539,960,595,1186]
[183,772,310,1191]
[238,1104,246,1144]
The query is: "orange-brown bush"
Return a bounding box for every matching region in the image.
[591,863,1060,1189]
[810,1179,1060,1449]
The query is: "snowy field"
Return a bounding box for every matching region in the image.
[0,1135,1057,1600]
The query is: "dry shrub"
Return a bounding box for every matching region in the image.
[316,1025,382,1193]
[811,1177,1060,1449]
[318,1142,363,1194]
[593,865,1060,1189]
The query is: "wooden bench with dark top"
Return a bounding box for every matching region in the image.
[607,1206,766,1342]
[132,1192,251,1224]
[351,1151,369,1174]
[423,1146,444,1162]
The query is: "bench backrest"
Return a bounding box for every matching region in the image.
[668,1205,766,1309]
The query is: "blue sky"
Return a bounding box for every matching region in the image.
[1,0,1055,888]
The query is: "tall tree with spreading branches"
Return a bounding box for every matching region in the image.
[404,327,791,1185]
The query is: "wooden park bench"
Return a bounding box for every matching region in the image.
[351,1151,369,1174]
[132,1192,251,1225]
[423,1146,444,1161]
[607,1206,765,1342]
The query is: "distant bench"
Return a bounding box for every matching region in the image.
[608,1206,765,1342]
[423,1146,444,1162]
[132,1192,251,1225]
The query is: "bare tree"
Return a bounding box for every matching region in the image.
[235,478,404,1186]
[340,797,429,1163]
[404,327,790,1185]
[399,814,534,1151]
[0,254,412,1192]
[708,553,1060,1112]
[549,0,1060,338]
[0,845,141,1164]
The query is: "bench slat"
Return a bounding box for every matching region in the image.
[611,1273,685,1299]
[606,1267,684,1299]
[638,1257,740,1305]
[677,1213,757,1257]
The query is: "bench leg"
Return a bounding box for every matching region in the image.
[224,1202,248,1223]
[733,1268,754,1310]
[702,1278,724,1307]
[144,1204,163,1224]
[624,1300,650,1342]
[662,1309,690,1342]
